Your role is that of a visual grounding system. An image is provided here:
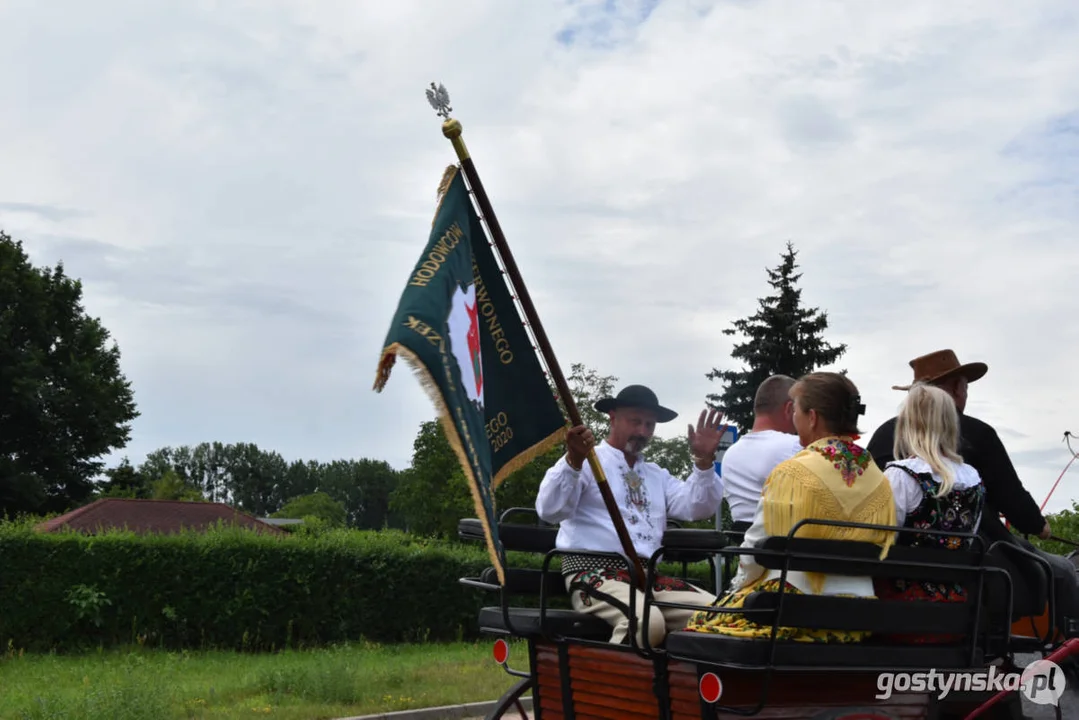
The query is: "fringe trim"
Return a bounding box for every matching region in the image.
[373,345,396,392]
[762,461,897,595]
[379,342,506,585]
[372,163,460,394]
[492,425,566,490]
[434,164,459,224]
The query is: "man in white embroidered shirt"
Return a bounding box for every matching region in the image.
[535,384,726,647]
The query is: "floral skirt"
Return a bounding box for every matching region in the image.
[682,578,871,643]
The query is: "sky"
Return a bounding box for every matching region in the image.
[1,1,1078,513]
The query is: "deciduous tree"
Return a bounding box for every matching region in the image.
[150,469,206,501]
[273,491,347,527]
[98,457,150,499]
[0,231,139,516]
[132,442,402,528]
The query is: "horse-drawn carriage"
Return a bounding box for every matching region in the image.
[458,509,1079,720]
[377,85,1079,720]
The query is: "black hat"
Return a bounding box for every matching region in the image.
[593,385,678,423]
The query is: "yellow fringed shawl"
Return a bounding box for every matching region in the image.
[760,436,897,594]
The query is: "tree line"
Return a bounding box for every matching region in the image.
[89,361,714,534]
[3,228,845,531]
[97,446,402,529]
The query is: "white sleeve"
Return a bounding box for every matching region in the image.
[535,454,589,524]
[729,497,767,591]
[884,465,924,527]
[662,463,724,522]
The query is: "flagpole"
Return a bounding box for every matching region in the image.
[425,83,648,591]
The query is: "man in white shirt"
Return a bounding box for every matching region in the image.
[721,375,803,533]
[535,384,726,647]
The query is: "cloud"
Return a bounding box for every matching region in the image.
[2,0,1078,516]
[0,202,85,223]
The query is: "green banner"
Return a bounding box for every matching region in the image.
[374,165,566,583]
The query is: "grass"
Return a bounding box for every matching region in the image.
[0,640,527,719]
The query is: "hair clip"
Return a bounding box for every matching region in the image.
[849,394,866,417]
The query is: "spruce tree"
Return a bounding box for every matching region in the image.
[705,242,847,431]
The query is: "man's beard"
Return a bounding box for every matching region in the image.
[624,436,649,454]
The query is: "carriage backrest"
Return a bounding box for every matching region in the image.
[680,534,1013,659]
[749,534,1048,622]
[738,534,1040,643]
[457,509,728,598]
[457,513,565,597]
[752,536,985,583]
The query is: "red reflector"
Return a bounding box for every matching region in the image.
[493,638,509,665]
[699,672,722,703]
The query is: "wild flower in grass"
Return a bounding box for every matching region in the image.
[184,697,207,709]
[381,694,417,711]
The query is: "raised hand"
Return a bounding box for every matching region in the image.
[687,408,727,469]
[565,424,594,471]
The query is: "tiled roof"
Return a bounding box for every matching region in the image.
[36,498,286,536]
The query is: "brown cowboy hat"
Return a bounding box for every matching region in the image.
[891,349,988,391]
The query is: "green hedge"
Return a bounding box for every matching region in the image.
[0,521,712,652]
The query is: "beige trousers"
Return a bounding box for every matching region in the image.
[565,567,717,647]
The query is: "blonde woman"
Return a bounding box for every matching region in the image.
[874,382,985,643]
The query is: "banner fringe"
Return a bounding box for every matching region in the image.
[383,342,506,586]
[373,348,396,392]
[373,163,459,394]
[492,426,567,490]
[436,164,458,204]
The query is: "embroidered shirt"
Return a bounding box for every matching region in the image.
[536,440,723,575]
[884,456,984,538]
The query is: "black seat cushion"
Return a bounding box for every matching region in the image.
[478,606,612,641]
[661,529,728,564]
[479,566,568,597]
[665,630,984,669]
